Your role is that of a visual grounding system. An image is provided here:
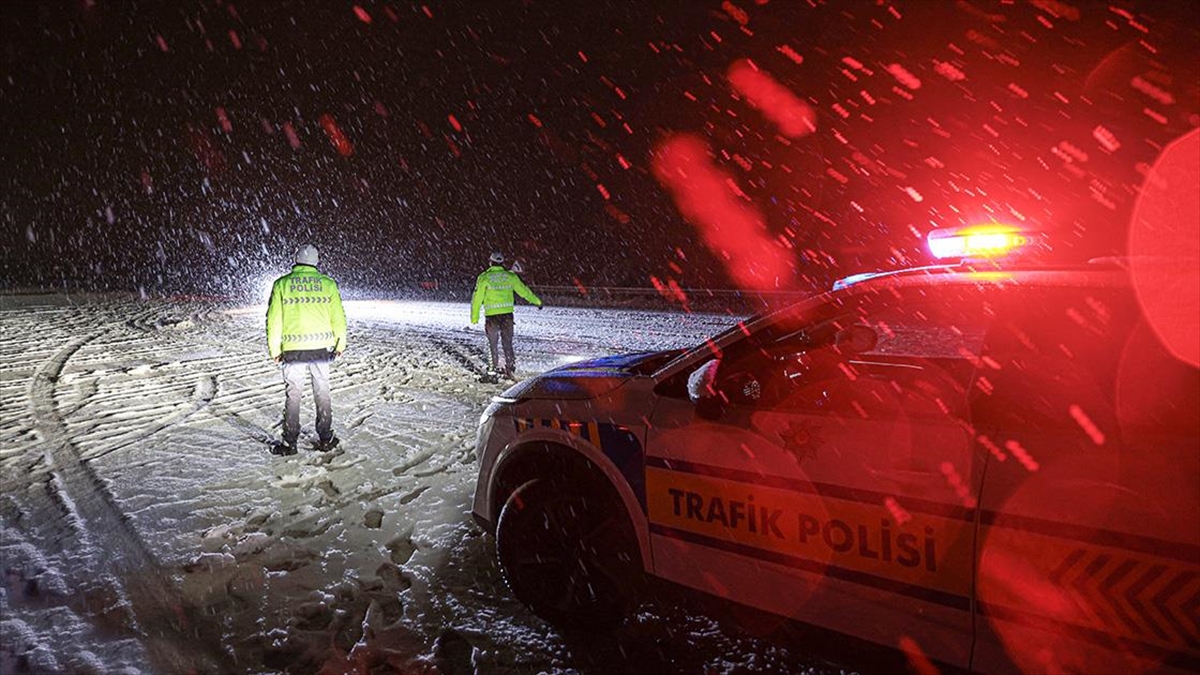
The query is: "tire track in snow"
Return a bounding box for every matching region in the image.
[84,374,218,461]
[27,328,235,672]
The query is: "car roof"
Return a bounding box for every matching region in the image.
[831,259,1131,291]
[653,261,1132,381]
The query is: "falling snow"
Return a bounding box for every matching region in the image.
[1,1,1198,673]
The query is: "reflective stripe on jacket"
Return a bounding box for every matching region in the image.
[470,265,541,323]
[266,264,347,359]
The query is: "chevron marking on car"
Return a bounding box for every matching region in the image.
[515,417,601,440]
[980,525,1200,657]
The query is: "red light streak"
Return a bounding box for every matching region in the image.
[934,61,966,81]
[283,121,300,149]
[1032,0,1080,20]
[726,59,816,138]
[650,276,689,309]
[775,44,803,64]
[652,135,794,292]
[898,635,940,675]
[939,462,977,508]
[215,107,232,133]
[319,114,354,156]
[448,114,462,132]
[1068,405,1106,445]
[1004,440,1040,472]
[884,497,912,525]
[1093,125,1120,152]
[186,125,226,173]
[977,434,1007,461]
[886,65,919,92]
[604,203,631,224]
[721,1,750,26]
[1142,107,1168,125]
[353,6,372,23]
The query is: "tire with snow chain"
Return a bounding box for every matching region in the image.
[496,477,642,629]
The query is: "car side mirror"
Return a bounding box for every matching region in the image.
[688,358,764,420]
[687,359,730,420]
[687,359,720,404]
[834,324,878,355]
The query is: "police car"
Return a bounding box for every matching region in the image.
[471,225,1199,675]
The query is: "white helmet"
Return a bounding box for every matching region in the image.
[295,243,319,266]
[510,259,525,274]
[489,251,504,264]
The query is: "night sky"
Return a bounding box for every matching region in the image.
[2,0,1197,298]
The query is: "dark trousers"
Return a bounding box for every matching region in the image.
[281,359,332,445]
[485,313,515,374]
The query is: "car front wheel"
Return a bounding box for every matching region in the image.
[495,477,642,629]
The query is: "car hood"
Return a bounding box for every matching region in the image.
[501,350,678,400]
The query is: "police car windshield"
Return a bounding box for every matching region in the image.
[675,293,842,362]
[670,280,1003,377]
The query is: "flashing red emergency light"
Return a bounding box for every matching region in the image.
[927,224,1034,260]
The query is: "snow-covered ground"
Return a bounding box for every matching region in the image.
[0,294,846,675]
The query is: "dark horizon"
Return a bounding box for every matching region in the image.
[2,0,1197,299]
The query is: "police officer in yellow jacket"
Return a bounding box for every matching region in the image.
[471,251,541,380]
[266,244,347,455]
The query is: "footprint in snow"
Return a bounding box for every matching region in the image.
[316,479,340,500]
[434,629,475,675]
[385,534,416,566]
[363,509,384,529]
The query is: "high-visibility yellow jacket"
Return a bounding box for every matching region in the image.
[471,265,541,323]
[266,264,347,359]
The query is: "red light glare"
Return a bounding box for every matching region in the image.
[726,59,816,139]
[1128,128,1200,368]
[652,135,794,292]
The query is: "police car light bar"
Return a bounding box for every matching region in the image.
[927,224,1033,260]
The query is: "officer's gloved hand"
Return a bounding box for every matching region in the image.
[537,304,544,310]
